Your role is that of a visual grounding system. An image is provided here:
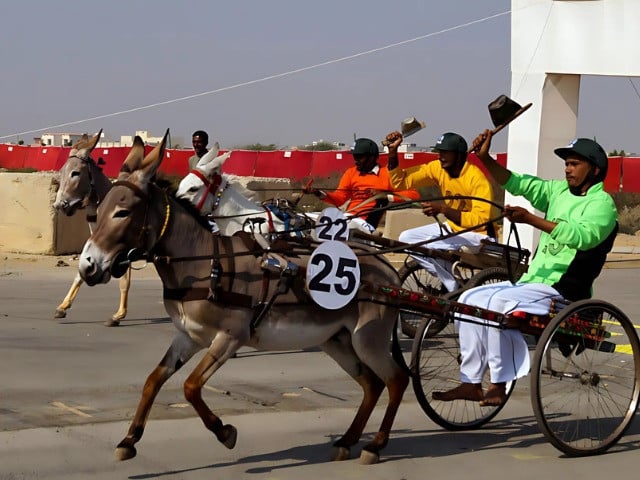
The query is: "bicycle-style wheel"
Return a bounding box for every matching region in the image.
[531,299,640,456]
[410,266,519,430]
[411,315,515,430]
[397,259,446,338]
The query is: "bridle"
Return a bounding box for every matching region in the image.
[110,180,171,261]
[189,169,228,213]
[58,154,99,220]
[187,169,278,235]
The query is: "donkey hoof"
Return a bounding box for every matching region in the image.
[359,449,380,465]
[54,309,67,319]
[104,318,120,327]
[221,424,237,449]
[114,445,136,461]
[330,446,351,461]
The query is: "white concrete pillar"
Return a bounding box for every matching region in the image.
[505,73,580,247]
[506,0,640,249]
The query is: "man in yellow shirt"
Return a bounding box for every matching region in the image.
[386,131,495,291]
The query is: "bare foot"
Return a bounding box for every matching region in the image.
[479,382,507,406]
[432,383,483,402]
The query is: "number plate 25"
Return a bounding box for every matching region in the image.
[306,240,361,310]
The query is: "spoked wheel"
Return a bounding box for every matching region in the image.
[531,299,640,456]
[397,260,446,338]
[410,266,517,430]
[411,314,515,430]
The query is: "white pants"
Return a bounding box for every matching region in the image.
[399,223,489,291]
[348,216,375,234]
[456,281,562,384]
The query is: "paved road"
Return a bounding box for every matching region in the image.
[1,254,640,479]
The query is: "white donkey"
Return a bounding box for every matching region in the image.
[176,147,371,238]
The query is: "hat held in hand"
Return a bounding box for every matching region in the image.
[488,95,525,128]
[401,117,426,138]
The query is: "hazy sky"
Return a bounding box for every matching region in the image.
[1,0,639,153]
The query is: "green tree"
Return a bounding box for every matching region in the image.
[235,143,278,151]
[609,149,627,157]
[298,141,339,151]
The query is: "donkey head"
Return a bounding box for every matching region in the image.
[53,129,102,215]
[78,130,169,286]
[175,142,232,214]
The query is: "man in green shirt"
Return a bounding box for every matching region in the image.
[433,130,618,406]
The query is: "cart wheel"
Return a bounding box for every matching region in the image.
[415,266,514,340]
[463,266,517,289]
[531,299,640,456]
[411,316,515,430]
[398,260,446,338]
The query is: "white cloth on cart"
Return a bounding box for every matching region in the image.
[455,281,562,384]
[399,222,489,291]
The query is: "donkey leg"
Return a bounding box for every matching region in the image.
[321,329,385,461]
[115,332,201,461]
[54,274,83,318]
[183,332,241,449]
[105,267,131,326]
[351,308,410,464]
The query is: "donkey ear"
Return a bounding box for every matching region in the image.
[211,141,220,158]
[118,135,146,179]
[137,129,169,186]
[195,142,219,170]
[70,129,102,158]
[204,150,232,177]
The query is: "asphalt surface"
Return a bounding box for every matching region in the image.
[1,253,640,479]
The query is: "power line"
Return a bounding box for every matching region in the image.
[0,10,512,141]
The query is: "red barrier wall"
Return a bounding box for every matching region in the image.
[91,147,131,178]
[604,156,622,193]
[309,151,353,178]
[160,149,192,176]
[622,157,640,193]
[254,150,313,180]
[0,144,29,169]
[0,143,636,194]
[219,150,256,176]
[24,146,65,171]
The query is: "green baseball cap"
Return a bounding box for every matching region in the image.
[351,138,379,156]
[554,138,608,174]
[431,132,467,153]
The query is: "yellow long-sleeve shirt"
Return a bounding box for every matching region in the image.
[389,160,494,234]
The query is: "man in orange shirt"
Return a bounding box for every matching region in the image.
[306,137,419,232]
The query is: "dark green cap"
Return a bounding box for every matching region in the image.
[431,132,467,153]
[554,138,608,174]
[351,138,379,156]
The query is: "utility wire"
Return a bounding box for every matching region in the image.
[0,9,513,140]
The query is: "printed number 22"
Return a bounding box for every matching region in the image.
[317,216,348,241]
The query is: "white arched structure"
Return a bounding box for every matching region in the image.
[507,0,640,247]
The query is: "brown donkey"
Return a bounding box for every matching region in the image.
[53,132,145,326]
[78,130,409,464]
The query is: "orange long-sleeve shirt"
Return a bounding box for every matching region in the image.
[321,164,420,223]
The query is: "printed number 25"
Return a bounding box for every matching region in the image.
[308,254,357,295]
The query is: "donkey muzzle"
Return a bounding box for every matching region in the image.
[111,248,146,278]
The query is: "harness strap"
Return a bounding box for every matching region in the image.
[262,205,276,233]
[162,286,255,307]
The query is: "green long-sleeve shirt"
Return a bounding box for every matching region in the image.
[505,173,618,301]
